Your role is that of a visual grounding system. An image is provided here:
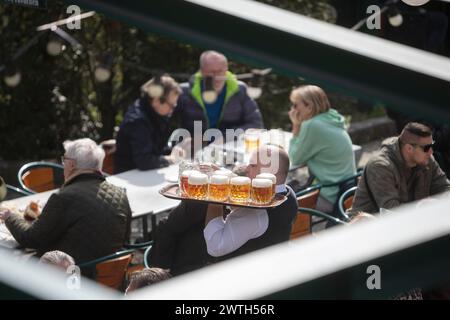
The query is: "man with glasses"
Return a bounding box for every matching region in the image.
[172,50,264,137]
[114,75,184,173]
[0,139,132,278]
[349,122,450,215]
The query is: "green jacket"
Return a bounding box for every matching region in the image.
[350,137,450,214]
[6,173,132,264]
[289,109,356,203]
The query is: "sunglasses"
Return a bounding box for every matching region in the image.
[410,141,435,153]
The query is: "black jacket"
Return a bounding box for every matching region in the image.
[148,201,211,276]
[6,173,132,265]
[115,97,171,173]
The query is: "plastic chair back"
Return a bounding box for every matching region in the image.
[291,189,320,239]
[95,254,133,290]
[100,139,116,175]
[18,162,64,194]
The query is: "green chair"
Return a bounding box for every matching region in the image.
[338,186,357,221]
[143,244,154,269]
[17,161,64,194]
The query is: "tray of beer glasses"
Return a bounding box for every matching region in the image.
[159,171,287,209]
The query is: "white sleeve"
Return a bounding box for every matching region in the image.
[203,207,268,257]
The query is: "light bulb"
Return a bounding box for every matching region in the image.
[247,87,262,99]
[94,67,111,82]
[389,14,403,27]
[148,83,164,98]
[4,71,21,87]
[46,39,63,56]
[202,90,217,104]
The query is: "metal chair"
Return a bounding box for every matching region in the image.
[338,186,357,220]
[143,243,153,269]
[17,161,64,194]
[291,189,320,239]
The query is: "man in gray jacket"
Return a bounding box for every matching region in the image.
[172,50,264,137]
[350,122,450,214]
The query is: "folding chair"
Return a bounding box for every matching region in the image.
[17,161,64,194]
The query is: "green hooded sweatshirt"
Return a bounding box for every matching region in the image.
[289,108,356,204]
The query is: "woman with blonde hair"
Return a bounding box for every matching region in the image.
[288,85,356,213]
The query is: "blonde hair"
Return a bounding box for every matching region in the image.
[291,85,331,117]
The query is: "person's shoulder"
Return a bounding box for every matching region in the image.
[122,99,146,124]
[366,152,394,174]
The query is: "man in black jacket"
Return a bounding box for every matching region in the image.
[0,138,132,272]
[114,75,183,173]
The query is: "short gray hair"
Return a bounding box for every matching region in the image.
[63,138,105,171]
[39,250,75,270]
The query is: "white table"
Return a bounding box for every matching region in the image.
[199,129,362,168]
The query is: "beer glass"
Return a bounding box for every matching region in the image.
[180,169,200,196]
[230,176,251,203]
[244,129,261,153]
[209,174,230,202]
[251,178,273,204]
[255,173,276,199]
[187,172,209,200]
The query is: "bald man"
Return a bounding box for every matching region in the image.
[172,50,263,137]
[204,145,298,259]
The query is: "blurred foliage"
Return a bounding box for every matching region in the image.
[0,0,380,161]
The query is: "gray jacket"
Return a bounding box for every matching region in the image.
[350,137,450,214]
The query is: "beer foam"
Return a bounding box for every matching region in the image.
[210,175,229,185]
[213,169,233,177]
[188,173,208,185]
[181,170,200,178]
[255,173,276,184]
[230,176,251,185]
[252,178,272,188]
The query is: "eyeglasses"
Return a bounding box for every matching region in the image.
[410,141,435,153]
[61,156,75,165]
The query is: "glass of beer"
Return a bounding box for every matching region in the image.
[209,174,230,202]
[180,169,200,196]
[255,173,276,199]
[187,172,209,200]
[230,176,251,203]
[244,128,261,153]
[251,178,274,204]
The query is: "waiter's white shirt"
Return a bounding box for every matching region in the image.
[204,184,287,257]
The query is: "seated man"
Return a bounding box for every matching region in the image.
[172,50,264,137]
[349,122,450,215]
[0,138,132,274]
[204,144,298,259]
[114,75,183,173]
